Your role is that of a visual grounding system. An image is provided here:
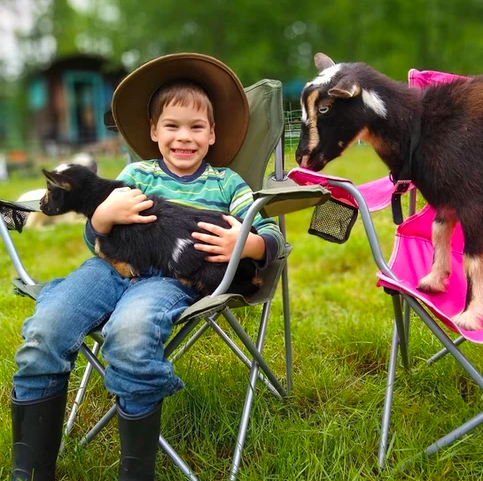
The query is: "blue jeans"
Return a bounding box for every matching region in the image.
[13,257,199,415]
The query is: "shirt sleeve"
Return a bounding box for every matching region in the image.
[226,171,286,269]
[83,164,138,253]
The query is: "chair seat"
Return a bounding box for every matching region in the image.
[12,278,44,300]
[176,293,247,324]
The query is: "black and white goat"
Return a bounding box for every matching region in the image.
[296,52,483,330]
[40,164,260,297]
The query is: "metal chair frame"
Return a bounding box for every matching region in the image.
[318,178,483,470]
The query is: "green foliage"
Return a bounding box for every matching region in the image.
[8,0,483,85]
[1,147,483,479]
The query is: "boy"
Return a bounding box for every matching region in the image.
[11,53,285,480]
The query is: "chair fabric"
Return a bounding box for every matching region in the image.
[376,205,483,344]
[408,68,470,89]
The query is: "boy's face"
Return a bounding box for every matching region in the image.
[150,101,215,176]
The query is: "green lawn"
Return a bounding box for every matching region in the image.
[0,147,482,480]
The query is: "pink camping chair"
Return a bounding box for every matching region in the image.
[288,68,483,469]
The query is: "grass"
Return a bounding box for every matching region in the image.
[1,146,482,480]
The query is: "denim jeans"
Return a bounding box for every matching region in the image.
[13,257,199,415]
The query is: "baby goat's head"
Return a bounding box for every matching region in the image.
[40,164,97,216]
[296,53,388,171]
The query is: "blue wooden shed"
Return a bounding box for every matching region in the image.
[28,55,126,149]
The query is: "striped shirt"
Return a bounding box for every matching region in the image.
[84,159,285,267]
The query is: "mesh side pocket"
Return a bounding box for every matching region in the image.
[308,198,358,244]
[0,204,31,233]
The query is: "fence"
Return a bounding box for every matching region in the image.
[284,108,302,151]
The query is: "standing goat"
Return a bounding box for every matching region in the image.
[40,164,260,297]
[296,52,483,330]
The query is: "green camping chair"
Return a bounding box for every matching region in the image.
[0,79,330,480]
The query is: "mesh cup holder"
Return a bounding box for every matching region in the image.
[308,198,358,244]
[0,202,33,233]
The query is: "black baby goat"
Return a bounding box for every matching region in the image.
[40,164,261,297]
[296,52,483,330]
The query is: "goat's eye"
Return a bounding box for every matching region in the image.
[318,106,330,114]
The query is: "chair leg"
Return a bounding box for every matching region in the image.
[427,336,466,365]
[403,300,411,347]
[222,307,287,398]
[378,324,400,468]
[398,411,483,471]
[79,404,117,447]
[281,263,293,394]
[157,436,199,481]
[229,300,272,480]
[170,321,211,363]
[404,296,483,390]
[63,341,101,443]
[208,317,282,399]
[382,296,483,470]
[392,295,409,370]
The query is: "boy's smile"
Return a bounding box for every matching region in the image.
[150,102,215,176]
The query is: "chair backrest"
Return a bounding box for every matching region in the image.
[229,79,284,191]
[408,68,470,89]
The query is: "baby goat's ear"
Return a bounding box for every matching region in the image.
[42,169,73,191]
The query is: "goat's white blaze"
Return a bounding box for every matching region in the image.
[307,64,342,87]
[301,102,308,125]
[362,89,387,118]
[172,238,193,263]
[53,163,70,173]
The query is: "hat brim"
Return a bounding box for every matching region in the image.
[111,53,249,167]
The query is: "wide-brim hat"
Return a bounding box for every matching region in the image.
[111,53,249,167]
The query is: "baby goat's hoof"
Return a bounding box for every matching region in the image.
[452,311,483,331]
[417,273,448,294]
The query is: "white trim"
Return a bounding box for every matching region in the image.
[306,64,342,87]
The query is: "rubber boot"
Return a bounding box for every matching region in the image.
[117,402,162,481]
[11,388,67,481]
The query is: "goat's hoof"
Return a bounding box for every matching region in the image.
[417,274,448,294]
[452,311,483,331]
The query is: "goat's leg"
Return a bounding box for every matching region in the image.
[452,254,483,330]
[417,210,457,294]
[94,239,139,278]
[452,219,483,330]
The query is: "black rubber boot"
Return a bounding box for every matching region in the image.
[117,402,162,481]
[11,388,67,481]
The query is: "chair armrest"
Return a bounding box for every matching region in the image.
[211,178,329,297]
[0,198,41,212]
[0,198,39,285]
[253,175,331,218]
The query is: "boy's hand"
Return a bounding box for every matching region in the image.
[91,187,157,235]
[192,215,265,262]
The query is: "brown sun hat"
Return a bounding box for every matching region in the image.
[111,53,249,167]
